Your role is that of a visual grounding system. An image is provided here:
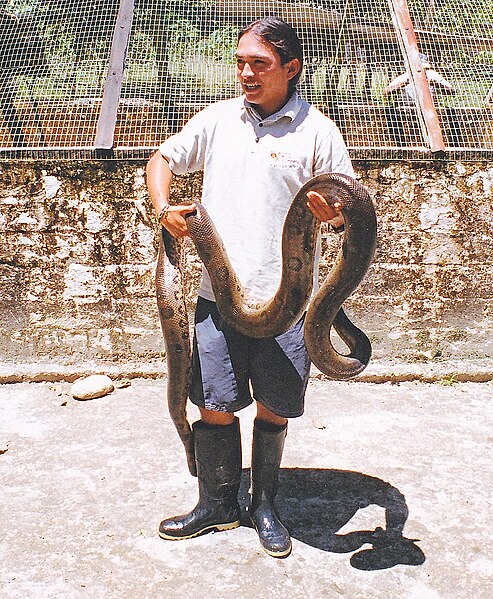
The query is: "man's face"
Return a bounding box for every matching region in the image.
[235,31,300,119]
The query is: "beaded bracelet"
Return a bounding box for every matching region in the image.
[157,204,170,223]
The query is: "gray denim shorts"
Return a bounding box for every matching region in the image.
[188,297,311,418]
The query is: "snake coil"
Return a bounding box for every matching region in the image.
[156,173,377,476]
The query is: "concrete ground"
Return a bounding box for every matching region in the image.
[1,374,492,599]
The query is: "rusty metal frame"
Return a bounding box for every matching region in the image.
[388,0,446,155]
[94,0,135,151]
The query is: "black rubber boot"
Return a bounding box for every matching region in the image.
[159,418,242,540]
[250,419,292,558]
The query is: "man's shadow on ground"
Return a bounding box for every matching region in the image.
[239,468,426,570]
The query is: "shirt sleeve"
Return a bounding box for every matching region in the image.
[158,108,209,175]
[313,121,355,178]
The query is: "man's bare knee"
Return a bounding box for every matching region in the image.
[255,402,288,427]
[199,407,236,426]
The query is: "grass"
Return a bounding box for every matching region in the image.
[437,373,459,386]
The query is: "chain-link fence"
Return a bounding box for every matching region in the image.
[0,0,491,158]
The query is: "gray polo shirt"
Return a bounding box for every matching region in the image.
[159,93,354,303]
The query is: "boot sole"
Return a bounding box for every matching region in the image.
[261,543,292,559]
[159,519,240,541]
[252,523,293,558]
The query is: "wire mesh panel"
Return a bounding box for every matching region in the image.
[0,0,119,150]
[0,0,492,157]
[306,0,434,151]
[409,0,493,150]
[118,1,240,149]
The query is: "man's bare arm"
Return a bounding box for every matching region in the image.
[146,150,196,238]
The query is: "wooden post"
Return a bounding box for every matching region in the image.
[94,0,135,151]
[388,0,446,154]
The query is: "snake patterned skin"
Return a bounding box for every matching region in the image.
[156,173,377,476]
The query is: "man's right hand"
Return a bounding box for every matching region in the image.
[160,203,197,238]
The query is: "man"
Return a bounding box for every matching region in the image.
[146,16,354,558]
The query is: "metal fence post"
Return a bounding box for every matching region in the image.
[388,0,446,155]
[94,0,135,152]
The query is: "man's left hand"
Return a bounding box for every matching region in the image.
[306,190,344,229]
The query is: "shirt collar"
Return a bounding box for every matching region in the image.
[242,92,303,124]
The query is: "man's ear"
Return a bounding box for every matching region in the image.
[286,58,301,81]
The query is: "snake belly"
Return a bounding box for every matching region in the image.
[156,173,377,475]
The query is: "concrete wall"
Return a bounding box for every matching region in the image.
[0,159,492,367]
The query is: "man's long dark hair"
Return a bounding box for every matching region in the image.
[238,16,304,95]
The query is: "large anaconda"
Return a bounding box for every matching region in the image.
[156,173,377,476]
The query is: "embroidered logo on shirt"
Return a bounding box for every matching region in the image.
[269,151,302,169]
